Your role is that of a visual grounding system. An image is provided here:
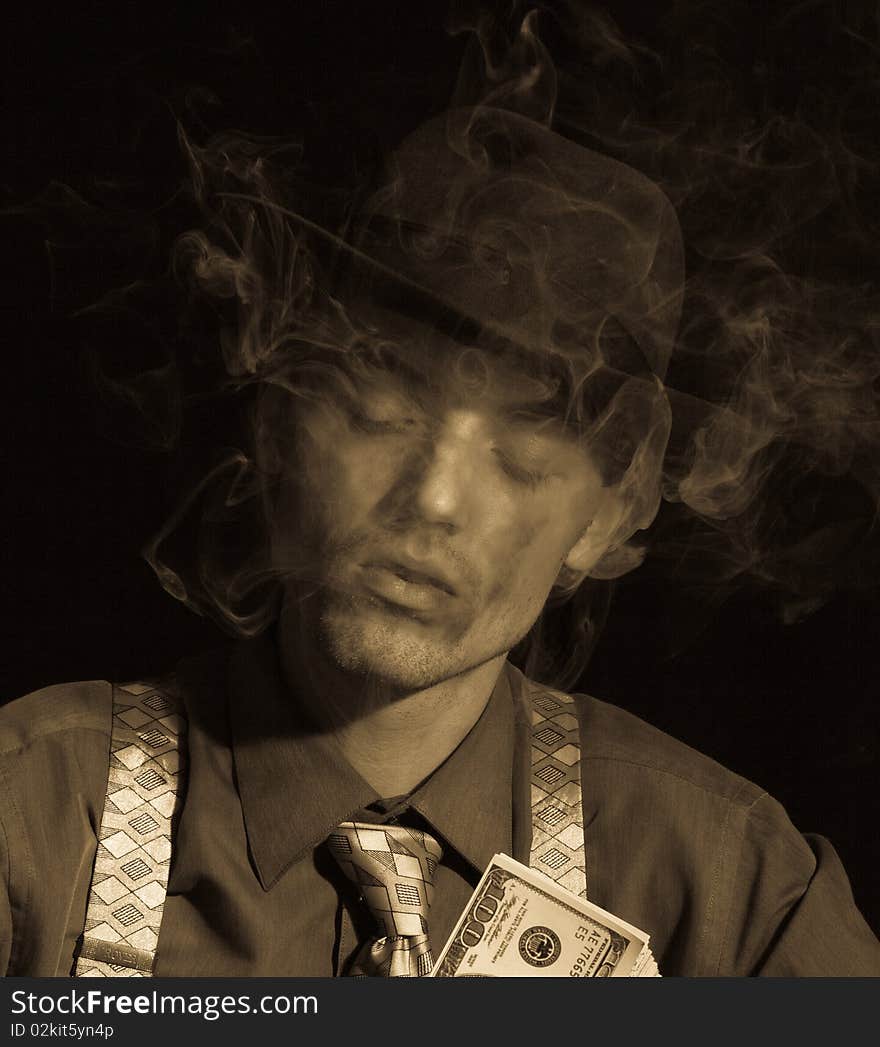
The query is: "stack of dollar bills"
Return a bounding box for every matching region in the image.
[431,853,660,977]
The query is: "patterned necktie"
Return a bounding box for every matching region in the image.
[326,821,443,977]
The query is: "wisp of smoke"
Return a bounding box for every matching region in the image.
[33,1,878,686]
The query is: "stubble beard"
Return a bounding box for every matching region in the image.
[315,580,544,693]
[305,534,549,693]
[317,589,479,691]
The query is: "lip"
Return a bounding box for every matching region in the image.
[359,559,458,613]
[364,557,458,596]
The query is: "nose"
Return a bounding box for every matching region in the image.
[414,437,469,527]
[384,412,480,531]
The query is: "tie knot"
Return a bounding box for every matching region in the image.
[327,821,442,938]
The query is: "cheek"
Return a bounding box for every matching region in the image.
[299,427,403,532]
[481,507,572,604]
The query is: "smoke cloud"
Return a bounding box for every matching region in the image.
[21,2,877,680]
[540,0,880,619]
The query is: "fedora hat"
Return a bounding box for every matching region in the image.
[244,106,686,576]
[328,106,684,387]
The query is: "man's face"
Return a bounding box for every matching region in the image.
[273,340,615,691]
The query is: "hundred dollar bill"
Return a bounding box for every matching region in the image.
[431,853,659,977]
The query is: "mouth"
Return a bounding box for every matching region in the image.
[369,559,457,594]
[359,558,458,612]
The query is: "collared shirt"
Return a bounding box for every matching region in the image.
[2,640,879,976]
[155,636,532,975]
[0,637,533,977]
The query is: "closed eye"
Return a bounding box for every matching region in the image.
[493,449,552,489]
[346,410,418,436]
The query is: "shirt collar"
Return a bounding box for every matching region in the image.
[228,634,518,890]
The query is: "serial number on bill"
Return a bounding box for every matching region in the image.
[10,1023,115,1040]
[569,923,607,977]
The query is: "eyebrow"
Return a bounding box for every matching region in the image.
[341,350,583,435]
[343,353,433,400]
[497,402,577,434]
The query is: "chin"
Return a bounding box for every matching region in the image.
[317,597,501,692]
[319,617,456,691]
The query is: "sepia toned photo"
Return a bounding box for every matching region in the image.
[3,1,879,979]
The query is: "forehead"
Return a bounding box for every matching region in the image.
[336,304,571,419]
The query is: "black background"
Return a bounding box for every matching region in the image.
[3,0,878,937]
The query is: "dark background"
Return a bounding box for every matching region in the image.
[3,0,878,936]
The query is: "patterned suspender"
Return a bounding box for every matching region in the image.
[526,683,587,899]
[77,675,583,975]
[74,681,186,977]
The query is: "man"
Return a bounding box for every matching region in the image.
[2,106,879,977]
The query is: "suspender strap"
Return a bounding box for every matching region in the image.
[77,674,586,975]
[74,681,186,977]
[527,684,587,899]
